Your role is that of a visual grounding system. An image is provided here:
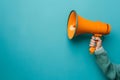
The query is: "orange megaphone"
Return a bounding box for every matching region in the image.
[67,10,111,54]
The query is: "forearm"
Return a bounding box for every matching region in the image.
[95,47,117,80]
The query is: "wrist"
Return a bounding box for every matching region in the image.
[96,46,102,50]
[95,47,106,55]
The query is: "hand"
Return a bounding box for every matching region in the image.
[89,36,102,50]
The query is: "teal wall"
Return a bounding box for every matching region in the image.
[0,0,120,80]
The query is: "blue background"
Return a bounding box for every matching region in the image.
[0,0,120,80]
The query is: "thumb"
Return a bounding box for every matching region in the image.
[95,37,102,49]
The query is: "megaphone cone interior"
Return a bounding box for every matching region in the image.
[67,10,111,39]
[67,10,77,39]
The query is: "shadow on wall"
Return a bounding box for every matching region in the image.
[66,34,91,54]
[70,34,91,43]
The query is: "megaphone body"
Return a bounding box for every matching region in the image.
[67,10,111,54]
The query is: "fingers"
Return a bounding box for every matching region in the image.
[89,43,95,47]
[90,39,95,43]
[89,38,96,47]
[95,37,101,41]
[90,36,102,50]
[92,36,95,40]
[92,36,101,41]
[90,36,102,47]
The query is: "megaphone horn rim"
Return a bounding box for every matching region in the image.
[67,10,78,40]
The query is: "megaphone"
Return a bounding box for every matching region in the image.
[67,10,111,54]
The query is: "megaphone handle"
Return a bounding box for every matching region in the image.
[89,34,102,54]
